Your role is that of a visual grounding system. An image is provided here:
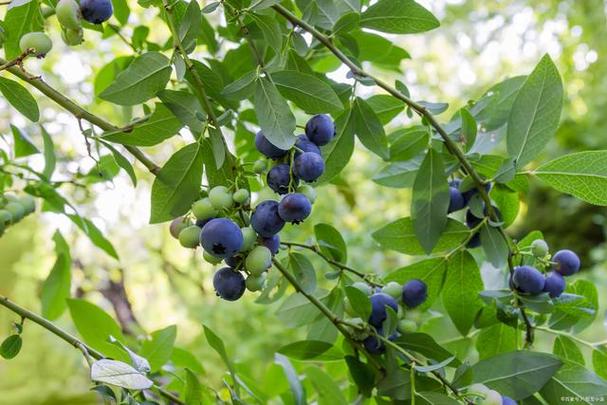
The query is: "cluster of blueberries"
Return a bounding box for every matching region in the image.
[169,114,335,302]
[468,383,516,405]
[345,279,428,354]
[0,194,36,237]
[512,241,580,298]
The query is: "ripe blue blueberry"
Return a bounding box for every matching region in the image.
[465,209,482,228]
[552,249,580,276]
[295,134,321,156]
[501,395,517,405]
[305,114,335,146]
[449,179,462,188]
[255,130,289,159]
[512,265,545,294]
[196,217,215,228]
[200,218,244,259]
[543,271,566,298]
[448,186,466,213]
[267,164,297,195]
[251,200,285,237]
[213,267,246,301]
[80,0,113,24]
[402,279,428,308]
[224,255,242,269]
[278,193,312,224]
[462,182,492,203]
[293,152,325,182]
[260,234,280,255]
[363,334,385,354]
[368,292,398,328]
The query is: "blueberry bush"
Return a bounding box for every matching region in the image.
[0,0,606,403]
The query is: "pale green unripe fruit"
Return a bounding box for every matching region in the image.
[397,319,417,334]
[468,383,490,395]
[0,210,12,227]
[208,186,233,210]
[56,0,82,30]
[382,281,402,299]
[296,184,317,204]
[245,273,266,292]
[253,160,267,173]
[352,281,373,296]
[3,194,19,203]
[245,246,272,276]
[479,390,502,405]
[203,250,222,264]
[233,189,250,204]
[5,203,25,223]
[405,308,422,323]
[19,32,53,57]
[178,225,201,249]
[19,195,36,214]
[192,198,217,220]
[61,28,84,46]
[239,227,256,252]
[531,239,549,257]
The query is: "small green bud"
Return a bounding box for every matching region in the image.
[253,160,267,173]
[531,239,549,257]
[397,319,417,334]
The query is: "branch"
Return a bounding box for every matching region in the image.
[0,295,184,404]
[0,57,161,175]
[0,49,34,72]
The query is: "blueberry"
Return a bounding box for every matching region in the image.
[449,179,462,188]
[295,134,321,156]
[213,267,246,301]
[80,0,113,24]
[246,273,266,292]
[531,239,549,258]
[19,32,52,57]
[381,281,403,299]
[512,265,545,294]
[196,217,215,228]
[208,186,234,210]
[18,195,36,215]
[461,182,492,203]
[233,189,250,204]
[278,193,312,224]
[56,0,82,30]
[255,131,289,159]
[253,159,267,173]
[467,233,481,248]
[448,186,466,213]
[178,225,202,249]
[224,255,242,269]
[260,234,280,255]
[240,227,257,252]
[251,200,285,237]
[397,319,417,334]
[543,271,566,298]
[501,395,517,405]
[169,216,190,239]
[192,198,218,221]
[465,209,482,228]
[200,218,244,259]
[368,292,398,328]
[363,334,385,355]
[305,114,335,146]
[245,246,272,276]
[203,250,223,265]
[5,202,25,223]
[481,390,502,405]
[267,164,297,195]
[402,279,427,308]
[552,249,580,276]
[293,152,325,182]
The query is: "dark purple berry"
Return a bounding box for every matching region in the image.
[260,234,280,255]
[368,293,398,328]
[80,0,113,24]
[305,114,335,146]
[363,334,385,354]
[200,218,244,259]
[267,164,297,195]
[213,267,245,301]
[278,193,312,224]
[402,279,427,308]
[255,131,289,159]
[543,271,566,298]
[448,186,466,213]
[295,134,321,156]
[512,265,545,295]
[251,200,285,237]
[552,249,580,276]
[293,152,324,182]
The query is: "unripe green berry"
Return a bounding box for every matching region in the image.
[296,184,317,204]
[245,273,266,292]
[56,0,82,30]
[0,210,12,227]
[19,195,36,215]
[468,384,490,396]
[397,319,417,334]
[5,202,25,223]
[203,250,223,264]
[245,246,272,276]
[192,198,217,221]
[178,225,201,249]
[352,281,373,296]
[405,308,422,323]
[531,239,549,257]
[169,216,190,239]
[479,390,502,405]
[3,194,19,203]
[382,281,402,299]
[240,227,256,252]
[19,32,53,57]
[61,27,84,46]
[233,189,250,204]
[208,186,233,210]
[253,160,267,173]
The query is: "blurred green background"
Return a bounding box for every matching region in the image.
[1,0,606,403]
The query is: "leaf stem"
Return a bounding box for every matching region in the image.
[535,326,602,350]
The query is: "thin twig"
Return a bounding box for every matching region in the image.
[0,49,34,72]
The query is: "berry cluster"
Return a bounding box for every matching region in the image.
[512,241,580,298]
[169,115,335,302]
[344,279,428,354]
[0,194,36,237]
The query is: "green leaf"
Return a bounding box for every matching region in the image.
[318,108,355,183]
[277,340,336,360]
[288,252,317,294]
[349,30,410,70]
[415,392,459,405]
[41,231,71,320]
[101,142,137,187]
[140,325,177,372]
[314,223,347,263]
[67,299,128,362]
[592,349,607,380]
[102,104,182,146]
[459,108,477,151]
[11,125,39,157]
[90,359,153,390]
[111,0,129,25]
[0,77,39,122]
[275,353,306,405]
[344,286,371,319]
[254,76,296,150]
[171,347,205,374]
[305,366,347,405]
[389,126,429,161]
[531,151,607,206]
[411,149,450,253]
[372,160,421,188]
[476,323,518,360]
[372,217,469,255]
[480,224,509,268]
[40,126,56,179]
[352,97,389,159]
[549,279,598,331]
[456,351,562,400]
[540,363,607,404]
[3,0,44,59]
[276,291,328,327]
[184,369,203,405]
[345,355,375,397]
[507,54,563,168]
[384,258,447,310]
[158,90,204,133]
[203,324,237,380]
[272,70,343,114]
[489,184,520,227]
[249,13,283,52]
[474,76,526,131]
[222,71,257,100]
[66,215,119,259]
[553,335,584,366]
[249,0,283,11]
[99,52,172,105]
[150,143,204,224]
[178,0,202,52]
[443,251,483,335]
[360,0,440,34]
[366,94,405,124]
[0,335,22,359]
